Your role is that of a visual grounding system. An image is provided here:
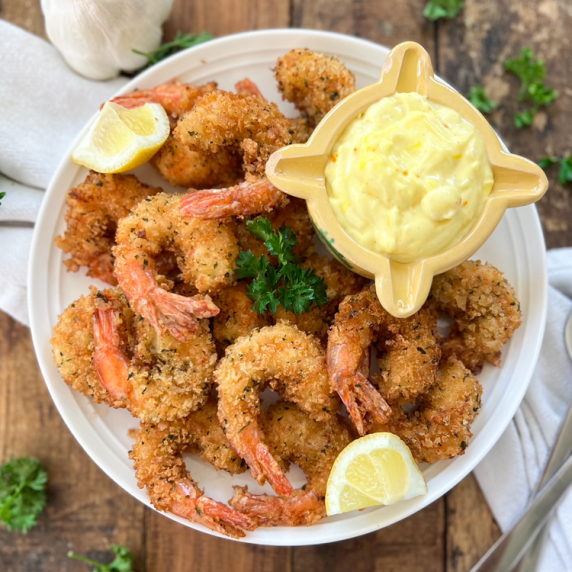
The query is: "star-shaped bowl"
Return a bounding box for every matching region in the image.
[266,41,548,318]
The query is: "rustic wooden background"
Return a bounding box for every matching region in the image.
[1,0,570,570]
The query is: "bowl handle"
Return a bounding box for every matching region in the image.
[381,41,434,97]
[265,147,327,200]
[374,259,433,318]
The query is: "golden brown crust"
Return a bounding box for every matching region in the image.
[429,260,522,373]
[274,48,356,127]
[55,172,162,285]
[151,135,241,189]
[373,359,482,463]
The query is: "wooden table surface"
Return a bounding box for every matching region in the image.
[1,0,570,570]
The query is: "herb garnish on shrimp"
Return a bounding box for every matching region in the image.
[236,217,329,315]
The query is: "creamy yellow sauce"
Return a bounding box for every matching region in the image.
[325,92,494,263]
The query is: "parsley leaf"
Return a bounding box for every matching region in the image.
[538,156,559,170]
[236,250,268,280]
[467,85,496,114]
[247,271,280,314]
[133,31,213,70]
[423,0,463,21]
[246,219,298,266]
[0,457,47,533]
[538,154,572,186]
[238,218,330,316]
[68,544,134,572]
[279,265,329,315]
[559,155,572,185]
[505,47,557,128]
[0,191,5,206]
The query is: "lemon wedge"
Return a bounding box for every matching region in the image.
[72,102,170,173]
[325,433,427,516]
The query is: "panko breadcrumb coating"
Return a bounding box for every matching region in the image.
[55,172,162,285]
[113,192,239,340]
[327,285,440,434]
[151,135,241,189]
[212,282,271,354]
[215,323,340,495]
[429,260,522,373]
[130,406,255,538]
[52,287,218,423]
[373,359,482,464]
[230,402,354,527]
[275,48,356,127]
[174,90,294,178]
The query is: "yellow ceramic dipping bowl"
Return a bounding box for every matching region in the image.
[265,41,548,318]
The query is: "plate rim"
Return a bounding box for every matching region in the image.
[28,28,548,546]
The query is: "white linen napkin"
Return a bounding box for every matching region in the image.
[2,20,572,571]
[475,247,572,572]
[0,20,127,324]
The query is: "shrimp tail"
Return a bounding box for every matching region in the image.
[152,289,219,341]
[92,308,131,402]
[255,443,294,496]
[231,423,293,496]
[355,372,393,426]
[170,481,254,538]
[235,78,264,98]
[332,371,391,436]
[230,486,325,527]
[180,180,287,219]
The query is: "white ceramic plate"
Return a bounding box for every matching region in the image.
[28,29,548,546]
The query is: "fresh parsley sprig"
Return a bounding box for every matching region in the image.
[236,218,329,316]
[0,457,48,533]
[0,191,5,206]
[467,85,496,114]
[68,544,134,572]
[423,0,463,21]
[133,31,213,70]
[504,47,557,128]
[539,154,572,186]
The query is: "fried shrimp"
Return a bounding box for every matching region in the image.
[182,397,247,474]
[230,402,353,527]
[429,260,522,373]
[131,413,255,538]
[327,285,441,436]
[215,323,339,496]
[52,287,131,405]
[373,359,482,463]
[109,81,243,189]
[151,136,241,189]
[212,283,271,354]
[113,192,239,340]
[274,48,356,127]
[274,250,369,343]
[109,80,218,119]
[174,90,293,178]
[55,172,161,285]
[52,287,217,423]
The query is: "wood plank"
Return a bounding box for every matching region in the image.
[292,0,435,59]
[0,0,46,39]
[145,510,291,572]
[0,313,145,572]
[445,474,501,572]
[164,0,290,41]
[438,0,572,248]
[293,498,445,572]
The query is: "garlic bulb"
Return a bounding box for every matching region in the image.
[41,0,174,80]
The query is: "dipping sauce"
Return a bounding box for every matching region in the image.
[325,92,494,263]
